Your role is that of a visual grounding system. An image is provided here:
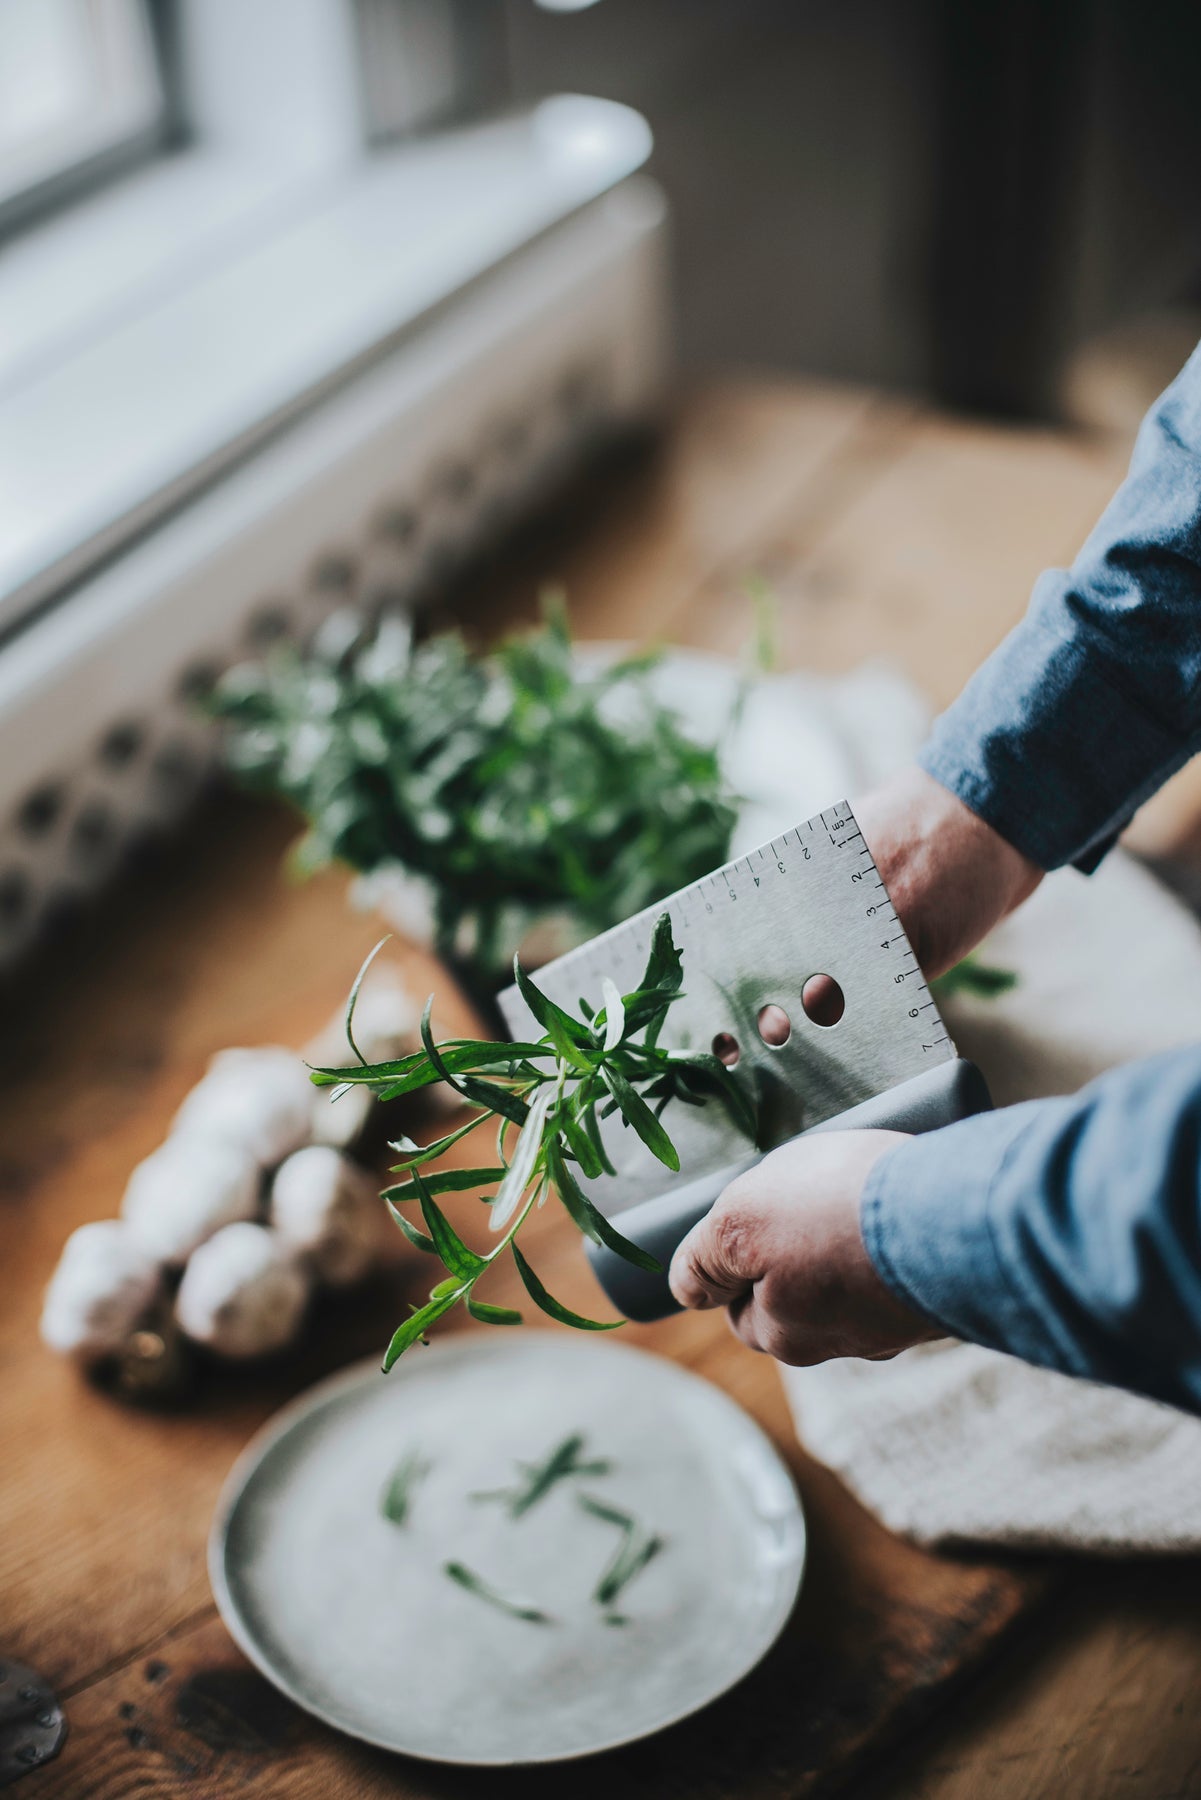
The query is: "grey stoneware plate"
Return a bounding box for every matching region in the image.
[210,1332,806,1765]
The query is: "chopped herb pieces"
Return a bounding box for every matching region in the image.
[579,1491,667,1609]
[577,1494,636,1531]
[594,1530,666,1609]
[472,1434,613,1518]
[380,1449,432,1525]
[443,1560,554,1624]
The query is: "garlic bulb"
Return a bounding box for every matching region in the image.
[349,866,438,955]
[122,1135,260,1266]
[304,970,428,1143]
[175,1222,310,1358]
[171,1047,314,1167]
[308,1079,374,1151]
[270,1145,382,1285]
[303,968,421,1066]
[40,1220,163,1364]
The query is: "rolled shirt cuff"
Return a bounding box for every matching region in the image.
[916,601,1191,874]
[859,1102,1078,1375]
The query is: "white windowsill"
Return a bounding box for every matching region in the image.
[0,95,653,633]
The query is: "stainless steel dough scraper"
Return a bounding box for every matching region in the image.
[498,800,990,1321]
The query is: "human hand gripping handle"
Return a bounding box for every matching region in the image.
[667,1129,940,1362]
[588,1058,992,1322]
[588,769,1042,1343]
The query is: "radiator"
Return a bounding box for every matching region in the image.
[0,176,670,970]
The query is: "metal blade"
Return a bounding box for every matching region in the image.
[497,801,954,1216]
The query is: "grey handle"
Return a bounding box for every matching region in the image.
[585,1058,992,1322]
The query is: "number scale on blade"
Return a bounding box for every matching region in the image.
[498,802,954,1215]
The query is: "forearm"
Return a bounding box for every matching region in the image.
[861,1045,1201,1413]
[917,345,1201,873]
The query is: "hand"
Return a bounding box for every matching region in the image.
[855,766,1042,978]
[668,1130,939,1364]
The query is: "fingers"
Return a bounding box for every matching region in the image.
[726,1287,773,1356]
[668,1186,766,1312]
[667,1131,921,1368]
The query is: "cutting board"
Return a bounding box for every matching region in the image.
[0,791,1050,1797]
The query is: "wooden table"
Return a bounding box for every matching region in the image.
[5,379,1201,1798]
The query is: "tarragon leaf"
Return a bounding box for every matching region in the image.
[582,1099,617,1178]
[511,1244,622,1331]
[388,1113,491,1171]
[310,1041,549,1091]
[547,1140,661,1275]
[489,1085,554,1231]
[600,977,625,1052]
[638,910,684,997]
[384,1198,437,1254]
[601,1065,681,1171]
[456,1076,531,1127]
[669,1051,759,1141]
[382,1166,507,1204]
[466,1299,523,1325]
[344,936,390,1065]
[513,960,594,1070]
[560,1104,603,1181]
[411,1172,486,1280]
[382,1290,458,1370]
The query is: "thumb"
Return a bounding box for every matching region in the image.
[668,1190,764,1312]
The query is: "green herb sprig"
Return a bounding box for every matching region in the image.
[311,914,757,1370]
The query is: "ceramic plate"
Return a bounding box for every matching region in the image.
[210,1333,805,1765]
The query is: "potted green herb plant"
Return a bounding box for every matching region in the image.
[211,600,739,1013]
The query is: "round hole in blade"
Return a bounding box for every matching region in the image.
[801,976,845,1028]
[757,1004,792,1046]
[712,1031,740,1068]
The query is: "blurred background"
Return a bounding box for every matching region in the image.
[5,0,1201,973]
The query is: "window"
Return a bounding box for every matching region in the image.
[0,0,165,232]
[0,0,650,635]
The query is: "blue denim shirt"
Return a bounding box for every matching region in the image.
[861,344,1201,1413]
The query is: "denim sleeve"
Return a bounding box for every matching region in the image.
[860,1045,1201,1413]
[918,342,1201,872]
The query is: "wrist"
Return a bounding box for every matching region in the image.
[855,766,1042,977]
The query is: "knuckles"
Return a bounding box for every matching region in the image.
[706,1198,759,1277]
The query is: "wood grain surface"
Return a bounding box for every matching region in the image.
[4,379,1200,1800]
